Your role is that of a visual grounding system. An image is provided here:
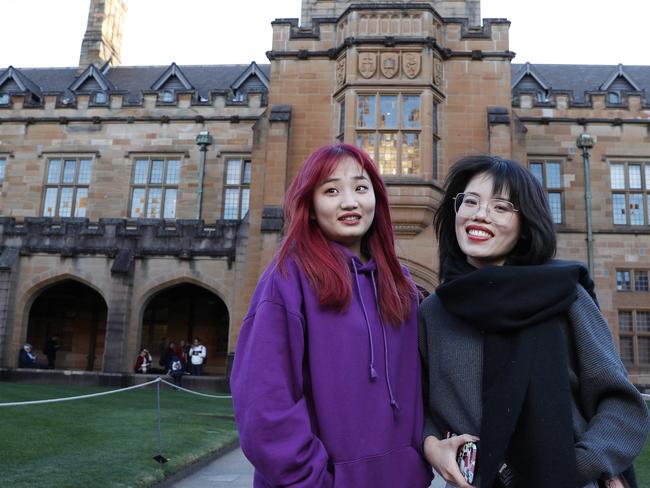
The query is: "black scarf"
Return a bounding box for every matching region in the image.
[437,256,595,488]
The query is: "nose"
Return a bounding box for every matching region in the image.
[340,190,359,209]
[472,203,491,222]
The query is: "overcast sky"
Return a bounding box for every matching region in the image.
[0,0,647,68]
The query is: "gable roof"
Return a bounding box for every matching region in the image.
[69,64,116,92]
[511,62,550,90]
[600,64,641,92]
[150,62,194,91]
[231,62,270,91]
[511,63,650,103]
[0,66,43,99]
[0,63,271,104]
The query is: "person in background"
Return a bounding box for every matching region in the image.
[43,335,60,369]
[168,353,184,389]
[159,341,176,372]
[18,343,38,368]
[231,144,432,487]
[419,155,650,488]
[175,339,189,372]
[189,338,206,376]
[134,348,152,373]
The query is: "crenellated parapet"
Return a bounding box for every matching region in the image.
[0,217,242,272]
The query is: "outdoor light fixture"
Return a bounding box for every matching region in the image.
[195,131,214,220]
[576,131,595,276]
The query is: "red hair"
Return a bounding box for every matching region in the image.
[277,143,415,325]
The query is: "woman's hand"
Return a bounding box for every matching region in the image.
[423,434,479,488]
[604,476,628,488]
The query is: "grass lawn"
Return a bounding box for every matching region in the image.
[0,381,238,488]
[634,402,650,485]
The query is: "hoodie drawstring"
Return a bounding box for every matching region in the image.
[370,271,399,410]
[352,259,378,380]
[351,259,399,410]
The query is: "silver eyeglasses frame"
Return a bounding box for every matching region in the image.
[452,192,519,225]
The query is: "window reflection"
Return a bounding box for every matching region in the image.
[356,95,376,128]
[355,93,422,176]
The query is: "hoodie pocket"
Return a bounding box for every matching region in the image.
[333,445,431,488]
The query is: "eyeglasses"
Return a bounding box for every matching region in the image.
[453,193,519,225]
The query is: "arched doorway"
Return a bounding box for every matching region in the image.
[26,280,108,370]
[140,283,229,376]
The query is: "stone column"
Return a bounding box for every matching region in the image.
[0,247,20,367]
[102,249,134,372]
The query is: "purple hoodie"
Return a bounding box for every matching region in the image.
[231,250,433,487]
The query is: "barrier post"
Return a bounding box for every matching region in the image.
[153,377,168,464]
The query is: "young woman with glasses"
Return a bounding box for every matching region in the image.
[231,144,432,487]
[419,155,649,488]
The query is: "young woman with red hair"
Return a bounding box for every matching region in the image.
[231,144,432,487]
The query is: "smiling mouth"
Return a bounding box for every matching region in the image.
[338,214,361,222]
[466,227,493,239]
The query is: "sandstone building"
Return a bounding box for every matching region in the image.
[1,0,648,383]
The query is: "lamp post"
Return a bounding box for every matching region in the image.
[195,131,213,221]
[576,132,595,276]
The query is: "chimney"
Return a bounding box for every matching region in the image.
[78,0,127,70]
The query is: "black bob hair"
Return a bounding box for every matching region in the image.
[434,155,557,271]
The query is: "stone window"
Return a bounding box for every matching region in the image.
[617,269,649,292]
[0,93,9,105]
[223,158,251,220]
[0,157,5,185]
[160,90,174,103]
[529,159,563,224]
[129,157,180,219]
[337,100,345,142]
[636,270,649,291]
[42,158,92,217]
[618,309,650,366]
[610,161,650,225]
[94,91,107,104]
[616,270,632,291]
[355,93,421,176]
[432,102,439,180]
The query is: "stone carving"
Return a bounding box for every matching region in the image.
[380,52,399,79]
[358,52,377,79]
[336,57,346,86]
[434,57,443,86]
[403,52,421,79]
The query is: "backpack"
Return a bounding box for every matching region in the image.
[170,358,183,376]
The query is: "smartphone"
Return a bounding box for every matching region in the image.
[457,441,478,484]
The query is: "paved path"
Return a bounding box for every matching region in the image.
[171,448,253,488]
[171,447,445,487]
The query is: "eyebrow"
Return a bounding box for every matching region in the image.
[320,174,369,184]
[465,191,512,201]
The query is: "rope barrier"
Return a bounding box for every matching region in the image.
[0,376,231,407]
[159,378,233,399]
[0,377,161,407]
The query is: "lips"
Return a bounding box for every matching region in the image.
[466,224,493,241]
[338,212,361,223]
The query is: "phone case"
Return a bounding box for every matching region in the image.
[457,441,478,484]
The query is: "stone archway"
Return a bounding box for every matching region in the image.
[140,283,229,376]
[26,280,108,370]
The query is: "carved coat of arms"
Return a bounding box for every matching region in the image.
[403,52,421,79]
[336,57,346,86]
[358,52,377,79]
[380,52,399,79]
[433,58,443,86]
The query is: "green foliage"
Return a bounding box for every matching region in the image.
[0,382,238,488]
